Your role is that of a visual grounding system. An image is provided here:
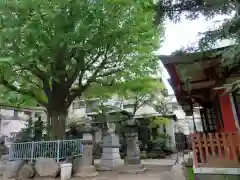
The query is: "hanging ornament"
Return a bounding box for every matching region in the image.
[184,76,191,94]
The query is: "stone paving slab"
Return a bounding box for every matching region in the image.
[33,165,172,180]
[94,158,177,167]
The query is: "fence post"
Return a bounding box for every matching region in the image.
[57,140,60,163]
[80,140,83,155]
[9,144,13,161]
[30,141,34,162]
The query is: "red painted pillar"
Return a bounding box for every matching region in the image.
[218,92,237,132]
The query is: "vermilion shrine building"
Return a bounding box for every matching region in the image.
[160,47,240,174]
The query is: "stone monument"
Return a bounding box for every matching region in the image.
[0,136,8,157]
[73,121,98,178]
[98,129,121,171]
[118,119,147,174]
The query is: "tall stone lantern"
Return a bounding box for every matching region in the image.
[98,111,122,171]
[73,121,98,178]
[118,115,147,173]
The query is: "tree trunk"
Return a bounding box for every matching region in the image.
[48,110,67,140]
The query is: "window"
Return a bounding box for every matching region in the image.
[205,107,217,132]
[72,101,85,109]
[172,104,178,111]
[123,104,135,109]
[163,124,166,133]
[200,109,208,132]
[86,99,99,113]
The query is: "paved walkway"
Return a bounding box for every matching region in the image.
[72,165,172,180]
[94,155,177,167]
[34,158,177,180]
[91,157,177,180]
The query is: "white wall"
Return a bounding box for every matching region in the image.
[1,119,26,137]
[166,119,176,150]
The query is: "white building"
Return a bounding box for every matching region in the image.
[167,95,204,135]
[0,106,46,146]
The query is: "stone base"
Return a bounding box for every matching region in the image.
[74,165,98,178]
[124,156,141,165]
[97,159,123,171]
[97,146,121,171]
[117,164,147,174]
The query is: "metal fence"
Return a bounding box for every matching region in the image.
[9,139,83,162]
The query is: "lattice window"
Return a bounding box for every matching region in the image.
[205,108,217,132]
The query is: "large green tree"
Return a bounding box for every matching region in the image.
[0,0,161,139]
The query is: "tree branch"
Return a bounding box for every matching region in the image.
[95,68,122,78]
[19,65,51,99]
[66,50,86,90]
[67,45,111,104]
[1,79,47,106]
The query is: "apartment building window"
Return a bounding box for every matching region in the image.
[172,104,178,111]
[123,104,135,109]
[72,101,85,109]
[86,99,99,113]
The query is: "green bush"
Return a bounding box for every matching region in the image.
[147,151,166,159]
[153,133,169,149]
[15,117,45,142]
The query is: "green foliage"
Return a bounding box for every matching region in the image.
[186,167,195,180]
[148,116,169,128]
[84,76,166,115]
[33,117,44,141]
[66,119,85,139]
[15,116,45,142]
[153,98,172,116]
[156,0,235,23]
[0,0,161,108]
[116,77,166,115]
[15,118,33,142]
[116,77,165,100]
[0,0,162,138]
[0,86,38,108]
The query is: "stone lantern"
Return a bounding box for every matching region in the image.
[118,115,147,173]
[73,121,98,178]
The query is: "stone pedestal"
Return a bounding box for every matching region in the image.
[118,132,147,174]
[73,132,98,178]
[98,135,121,171]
